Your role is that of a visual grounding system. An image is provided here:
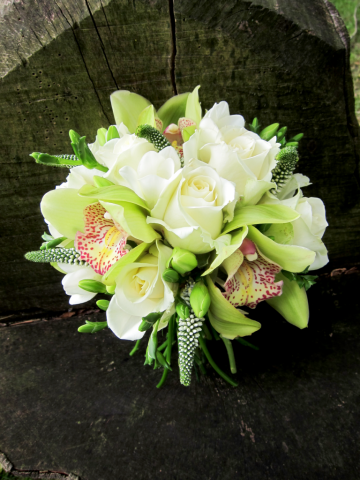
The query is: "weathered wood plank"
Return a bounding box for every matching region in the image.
[0,0,359,314]
[0,268,359,479]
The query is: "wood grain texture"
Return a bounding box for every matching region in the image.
[0,0,359,314]
[0,269,359,480]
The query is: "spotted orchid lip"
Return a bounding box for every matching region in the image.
[75,203,129,275]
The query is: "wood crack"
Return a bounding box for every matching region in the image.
[53,0,111,125]
[84,0,119,90]
[169,0,178,95]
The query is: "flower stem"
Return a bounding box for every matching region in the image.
[156,315,176,389]
[208,322,220,340]
[129,339,141,356]
[220,335,237,374]
[198,336,238,387]
[202,322,213,340]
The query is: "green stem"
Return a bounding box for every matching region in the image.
[129,339,142,356]
[208,322,220,340]
[156,315,176,389]
[199,336,238,387]
[220,335,237,374]
[235,337,259,351]
[202,322,213,340]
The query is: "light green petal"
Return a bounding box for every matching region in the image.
[266,272,309,329]
[242,179,275,206]
[41,188,96,239]
[265,223,294,245]
[158,92,190,130]
[247,225,315,273]
[78,184,149,211]
[137,104,156,129]
[207,276,261,339]
[185,85,202,125]
[100,201,160,244]
[102,242,152,285]
[202,227,248,275]
[223,204,300,234]
[110,90,151,134]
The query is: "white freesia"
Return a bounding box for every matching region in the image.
[58,165,105,190]
[118,146,181,209]
[260,174,329,270]
[183,101,280,204]
[60,263,103,305]
[107,241,174,340]
[147,161,237,254]
[91,133,155,180]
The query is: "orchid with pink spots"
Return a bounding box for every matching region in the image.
[26,86,328,387]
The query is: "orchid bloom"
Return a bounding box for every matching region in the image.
[163,117,197,157]
[75,203,130,275]
[221,238,283,308]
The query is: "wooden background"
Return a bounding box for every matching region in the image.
[0,0,359,314]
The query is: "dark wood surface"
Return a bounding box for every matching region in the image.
[1,266,359,480]
[0,0,359,314]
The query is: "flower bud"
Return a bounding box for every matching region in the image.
[260,123,279,141]
[190,281,211,318]
[170,247,198,275]
[106,284,116,294]
[162,268,180,283]
[96,299,110,311]
[78,279,107,294]
[176,302,189,319]
[138,312,163,332]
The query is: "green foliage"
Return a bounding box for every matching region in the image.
[281,266,318,291]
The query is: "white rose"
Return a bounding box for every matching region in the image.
[183,101,280,204]
[107,241,174,340]
[260,174,329,270]
[147,161,237,254]
[118,146,181,209]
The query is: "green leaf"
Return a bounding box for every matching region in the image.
[202,227,248,276]
[158,92,190,130]
[207,275,261,339]
[148,319,160,360]
[185,85,202,125]
[247,225,316,273]
[156,350,172,370]
[137,104,156,129]
[266,272,309,328]
[69,130,108,172]
[102,242,152,285]
[42,232,54,241]
[222,204,299,234]
[110,90,151,133]
[100,201,161,244]
[78,184,149,211]
[40,188,97,239]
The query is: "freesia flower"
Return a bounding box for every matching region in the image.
[183,101,280,205]
[106,241,175,340]
[60,263,103,305]
[148,161,237,254]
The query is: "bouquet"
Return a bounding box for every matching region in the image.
[26,87,328,387]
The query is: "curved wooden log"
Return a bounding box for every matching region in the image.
[0,0,358,313]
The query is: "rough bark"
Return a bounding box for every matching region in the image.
[1,267,359,480]
[0,0,359,314]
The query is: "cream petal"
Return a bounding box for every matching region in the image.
[107,296,144,340]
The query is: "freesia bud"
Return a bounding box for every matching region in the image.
[78,279,107,294]
[106,284,116,294]
[176,302,189,319]
[170,247,198,275]
[138,312,163,332]
[190,281,211,318]
[260,123,279,141]
[96,299,110,311]
[162,268,180,283]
